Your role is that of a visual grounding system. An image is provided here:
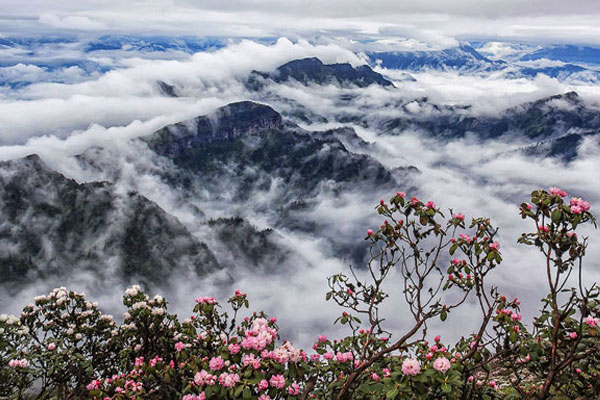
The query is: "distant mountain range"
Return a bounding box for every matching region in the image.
[248,57,394,88]
[372,91,599,161]
[1,56,600,293]
[3,36,600,88]
[367,44,600,83]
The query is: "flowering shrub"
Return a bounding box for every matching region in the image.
[0,187,597,399]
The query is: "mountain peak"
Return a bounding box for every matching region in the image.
[248,57,393,89]
[145,101,284,157]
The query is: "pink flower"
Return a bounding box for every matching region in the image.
[336,352,353,362]
[318,335,327,343]
[489,242,500,250]
[209,356,225,371]
[269,374,285,389]
[401,358,421,376]
[288,383,300,395]
[195,296,217,305]
[569,332,578,339]
[174,342,188,352]
[258,395,271,400]
[525,203,533,210]
[218,372,240,388]
[433,357,451,373]
[47,343,56,350]
[86,380,100,390]
[194,370,216,386]
[8,359,28,368]
[570,197,591,213]
[585,316,599,327]
[453,213,465,221]
[549,187,567,197]
[459,234,473,243]
[258,379,269,391]
[396,191,406,198]
[323,352,334,360]
[367,229,373,236]
[410,196,420,205]
[228,344,240,354]
[183,394,206,400]
[426,201,436,209]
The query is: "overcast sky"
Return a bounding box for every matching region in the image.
[1,0,600,45]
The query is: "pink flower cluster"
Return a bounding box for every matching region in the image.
[549,187,567,198]
[194,370,217,386]
[218,372,240,388]
[8,359,28,368]
[432,357,451,373]
[241,318,277,351]
[195,296,217,305]
[335,351,354,363]
[453,213,465,221]
[209,356,225,371]
[183,393,206,400]
[401,358,421,376]
[459,233,473,243]
[570,197,591,214]
[86,380,101,390]
[269,374,286,389]
[585,316,599,327]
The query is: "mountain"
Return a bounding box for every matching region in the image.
[367,45,505,72]
[147,101,284,157]
[84,35,226,54]
[247,57,394,89]
[144,101,397,201]
[141,101,404,266]
[512,64,600,83]
[380,91,600,161]
[519,45,600,66]
[0,154,220,287]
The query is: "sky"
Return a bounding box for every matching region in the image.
[1,0,600,45]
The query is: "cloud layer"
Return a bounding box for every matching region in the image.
[1,37,599,350]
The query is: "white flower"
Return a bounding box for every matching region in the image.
[75,333,82,340]
[132,301,148,310]
[125,285,141,297]
[151,308,165,316]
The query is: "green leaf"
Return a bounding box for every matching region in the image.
[441,383,452,394]
[440,310,448,321]
[449,243,458,255]
[234,385,244,398]
[386,387,399,399]
[551,209,562,224]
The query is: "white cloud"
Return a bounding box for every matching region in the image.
[38,12,107,31]
[1,37,600,350]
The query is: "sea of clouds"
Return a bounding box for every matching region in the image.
[1,37,600,349]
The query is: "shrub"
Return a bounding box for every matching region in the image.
[0,187,597,399]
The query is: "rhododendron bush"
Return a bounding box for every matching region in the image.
[1,188,598,399]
